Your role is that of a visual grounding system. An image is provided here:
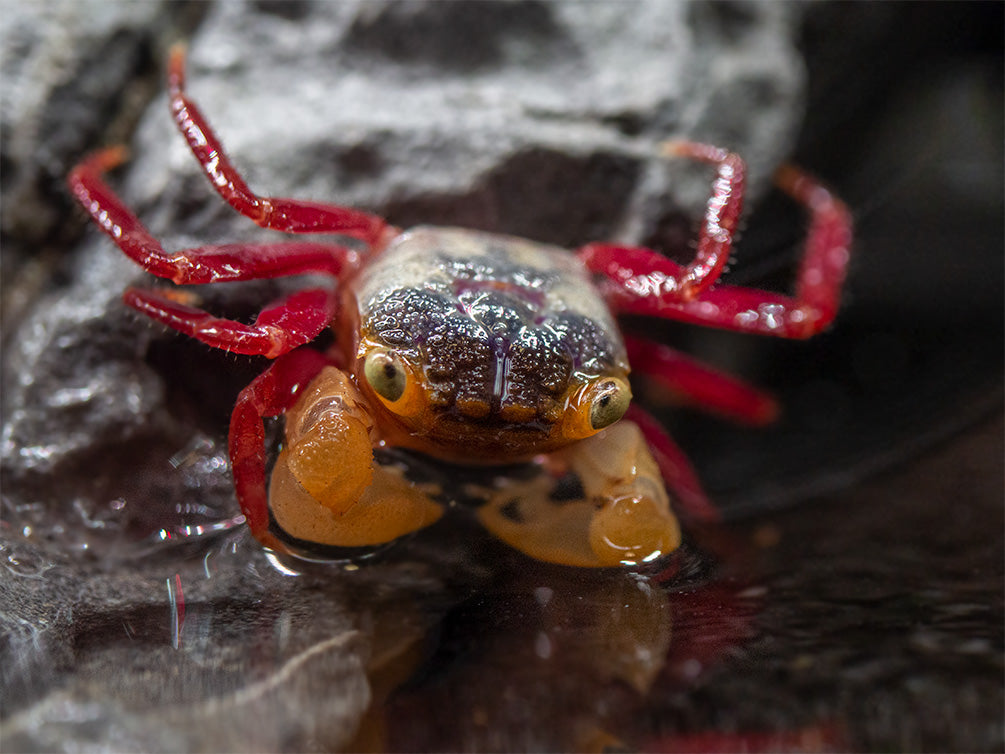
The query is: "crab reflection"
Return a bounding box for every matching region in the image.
[346,545,758,753]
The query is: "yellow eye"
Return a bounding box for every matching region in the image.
[563,375,632,439]
[361,348,427,419]
[588,377,631,430]
[364,350,408,402]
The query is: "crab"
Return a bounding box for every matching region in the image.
[68,46,852,568]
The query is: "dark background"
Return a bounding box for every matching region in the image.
[662,2,1003,516]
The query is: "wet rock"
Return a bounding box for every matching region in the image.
[0,1,206,330]
[0,531,461,752]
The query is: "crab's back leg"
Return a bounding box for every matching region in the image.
[580,155,852,339]
[167,45,389,244]
[624,335,778,425]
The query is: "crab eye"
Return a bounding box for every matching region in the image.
[589,377,631,430]
[562,375,632,440]
[364,350,408,403]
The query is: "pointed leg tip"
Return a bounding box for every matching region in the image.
[167,42,188,91]
[168,41,188,62]
[659,139,687,158]
[87,145,130,172]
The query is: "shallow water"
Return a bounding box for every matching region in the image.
[2,416,1000,752]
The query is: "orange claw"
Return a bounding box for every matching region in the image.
[269,367,443,548]
[478,420,681,568]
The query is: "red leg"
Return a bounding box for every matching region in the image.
[625,405,719,524]
[124,285,338,358]
[70,147,347,357]
[625,335,778,425]
[580,162,852,339]
[167,45,391,244]
[775,163,854,327]
[664,141,746,298]
[580,141,745,301]
[228,348,330,550]
[69,148,363,284]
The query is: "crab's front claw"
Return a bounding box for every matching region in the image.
[269,454,444,549]
[269,367,442,549]
[478,421,681,568]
